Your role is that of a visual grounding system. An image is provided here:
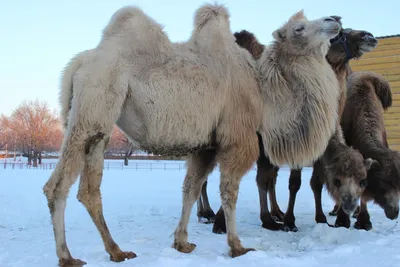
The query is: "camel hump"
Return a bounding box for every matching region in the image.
[348,71,392,110]
[102,6,164,39]
[193,3,230,31]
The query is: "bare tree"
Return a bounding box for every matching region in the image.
[4,100,61,166]
[0,115,8,150]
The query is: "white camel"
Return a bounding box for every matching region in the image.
[43,4,341,266]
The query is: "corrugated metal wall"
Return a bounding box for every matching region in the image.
[350,36,400,150]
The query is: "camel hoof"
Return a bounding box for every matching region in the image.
[110,251,137,262]
[315,214,328,224]
[282,222,298,232]
[212,221,227,234]
[261,219,283,231]
[334,221,350,229]
[229,247,255,258]
[172,242,196,253]
[271,210,285,222]
[354,220,372,231]
[59,258,87,267]
[198,210,216,224]
[328,211,338,216]
[198,216,216,224]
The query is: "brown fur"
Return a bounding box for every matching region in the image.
[206,18,379,233]
[330,71,399,230]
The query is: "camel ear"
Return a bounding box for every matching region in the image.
[273,28,285,41]
[289,9,305,21]
[364,158,379,170]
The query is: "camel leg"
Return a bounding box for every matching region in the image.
[334,206,351,228]
[197,180,216,224]
[269,173,285,222]
[282,169,302,232]
[43,85,128,267]
[173,149,217,253]
[257,164,282,231]
[310,161,330,225]
[352,205,361,218]
[212,205,226,234]
[354,199,372,230]
[255,134,282,231]
[212,133,282,234]
[328,204,340,216]
[196,194,205,222]
[43,132,87,267]
[218,133,259,258]
[77,136,136,262]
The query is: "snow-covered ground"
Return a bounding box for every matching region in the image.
[1,160,399,267]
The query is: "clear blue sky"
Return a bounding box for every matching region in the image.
[1,0,398,116]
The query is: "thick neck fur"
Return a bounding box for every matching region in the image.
[326,54,354,118]
[258,41,339,167]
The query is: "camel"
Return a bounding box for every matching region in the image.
[43,4,342,266]
[203,18,379,233]
[320,71,400,230]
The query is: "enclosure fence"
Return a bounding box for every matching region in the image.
[1,161,189,171]
[1,161,262,171]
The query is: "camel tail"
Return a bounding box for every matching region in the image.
[59,50,91,130]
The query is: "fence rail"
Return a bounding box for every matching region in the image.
[1,161,262,171]
[1,161,189,171]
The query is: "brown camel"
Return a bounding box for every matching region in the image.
[199,18,379,233]
[43,4,342,266]
[319,71,399,230]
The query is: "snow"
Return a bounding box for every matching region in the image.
[0,160,399,267]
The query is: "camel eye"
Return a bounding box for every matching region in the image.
[360,179,368,187]
[333,178,341,187]
[294,25,305,34]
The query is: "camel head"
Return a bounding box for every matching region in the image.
[325,149,375,215]
[272,10,341,56]
[366,150,400,220]
[328,17,378,61]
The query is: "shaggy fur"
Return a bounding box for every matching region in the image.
[43,5,342,266]
[257,11,340,168]
[208,18,378,234]
[328,71,400,230]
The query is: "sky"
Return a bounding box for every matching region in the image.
[0,0,398,117]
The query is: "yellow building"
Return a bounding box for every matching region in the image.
[350,34,400,150]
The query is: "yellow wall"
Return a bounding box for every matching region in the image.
[350,36,400,150]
